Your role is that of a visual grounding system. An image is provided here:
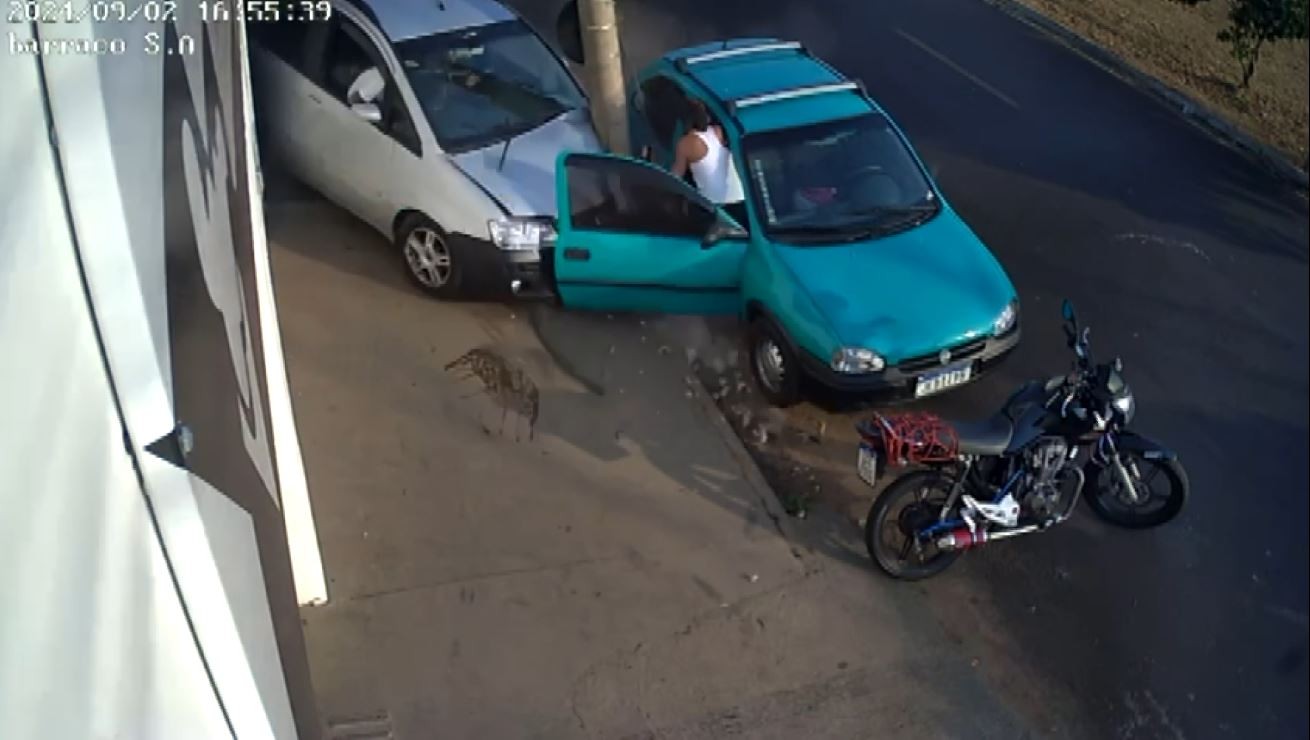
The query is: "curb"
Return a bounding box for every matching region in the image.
[684,371,803,546]
[984,0,1309,190]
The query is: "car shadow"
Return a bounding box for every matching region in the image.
[518,304,882,570]
[260,164,518,304]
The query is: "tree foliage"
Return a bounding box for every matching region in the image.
[1174,0,1309,86]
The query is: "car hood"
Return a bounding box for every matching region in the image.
[450,109,601,217]
[774,210,1016,362]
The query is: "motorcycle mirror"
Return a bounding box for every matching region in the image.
[1061,298,1076,324]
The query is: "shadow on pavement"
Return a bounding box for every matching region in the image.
[523,306,795,548]
[260,167,518,304]
[260,165,799,557]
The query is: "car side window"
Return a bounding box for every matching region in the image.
[567,156,717,238]
[639,75,687,149]
[251,15,311,70]
[384,90,422,156]
[323,20,382,106]
[321,17,423,156]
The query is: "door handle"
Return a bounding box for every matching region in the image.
[563,247,590,261]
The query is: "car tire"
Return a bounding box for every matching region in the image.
[747,317,802,408]
[396,213,464,299]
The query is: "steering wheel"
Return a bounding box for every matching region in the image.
[841,165,902,206]
[843,164,884,180]
[841,165,893,190]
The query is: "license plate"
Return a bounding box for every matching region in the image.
[857,445,879,487]
[915,362,973,398]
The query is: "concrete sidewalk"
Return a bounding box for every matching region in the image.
[265,185,1051,739]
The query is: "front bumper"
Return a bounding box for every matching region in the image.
[799,328,1021,402]
[447,233,556,300]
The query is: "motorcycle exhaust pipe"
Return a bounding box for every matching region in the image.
[936,467,1086,551]
[936,523,1042,551]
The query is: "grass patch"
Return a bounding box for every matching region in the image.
[1017,0,1308,167]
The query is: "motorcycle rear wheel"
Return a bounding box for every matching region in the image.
[865,470,962,580]
[1084,454,1188,529]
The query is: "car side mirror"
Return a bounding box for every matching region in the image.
[351,102,382,124]
[702,217,748,248]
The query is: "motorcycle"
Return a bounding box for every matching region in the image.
[856,299,1189,580]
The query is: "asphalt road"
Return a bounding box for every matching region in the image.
[509,0,1309,737]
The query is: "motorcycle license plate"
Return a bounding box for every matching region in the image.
[915,362,973,398]
[857,445,879,487]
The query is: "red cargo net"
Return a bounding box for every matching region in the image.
[866,412,959,465]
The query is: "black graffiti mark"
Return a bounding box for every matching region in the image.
[166,20,262,438]
[160,22,320,737]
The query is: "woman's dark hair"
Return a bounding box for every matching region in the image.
[684,98,711,132]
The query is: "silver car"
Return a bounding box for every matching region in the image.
[251,0,602,298]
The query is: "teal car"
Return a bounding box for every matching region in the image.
[550,39,1020,406]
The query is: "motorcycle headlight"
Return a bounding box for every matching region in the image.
[830,347,885,374]
[992,299,1018,336]
[488,218,556,250]
[1112,391,1135,423]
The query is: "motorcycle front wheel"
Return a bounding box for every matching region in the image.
[1084,454,1188,529]
[865,470,962,580]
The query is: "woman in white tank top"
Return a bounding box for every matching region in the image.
[672,99,746,213]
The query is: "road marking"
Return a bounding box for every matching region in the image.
[895,29,1021,110]
[1115,232,1213,262]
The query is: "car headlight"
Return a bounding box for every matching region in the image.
[992,299,1018,336]
[830,347,885,374]
[488,218,556,250]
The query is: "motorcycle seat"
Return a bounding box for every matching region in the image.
[948,412,1014,456]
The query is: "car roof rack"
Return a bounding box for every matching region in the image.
[727,80,861,113]
[676,40,804,71]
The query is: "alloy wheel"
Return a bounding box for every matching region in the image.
[404,227,451,288]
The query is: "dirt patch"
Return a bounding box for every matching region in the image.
[688,356,871,519]
[1014,0,1309,167]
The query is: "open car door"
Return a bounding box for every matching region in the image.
[553,152,748,315]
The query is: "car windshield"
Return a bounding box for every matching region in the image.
[742,114,940,243]
[394,20,586,153]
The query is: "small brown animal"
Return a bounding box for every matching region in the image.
[445,347,539,441]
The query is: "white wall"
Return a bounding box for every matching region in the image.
[0,27,231,739]
[2,9,319,739]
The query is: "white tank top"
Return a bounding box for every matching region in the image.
[689,129,745,205]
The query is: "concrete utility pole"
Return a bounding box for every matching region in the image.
[577,0,629,154]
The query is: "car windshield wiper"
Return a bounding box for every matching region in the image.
[769,222,878,243]
[844,203,939,232]
[845,203,938,218]
[443,106,569,153]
